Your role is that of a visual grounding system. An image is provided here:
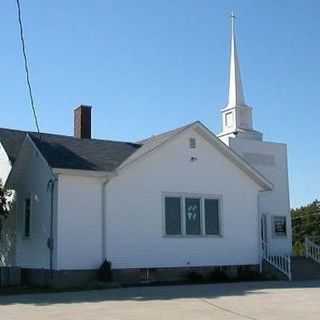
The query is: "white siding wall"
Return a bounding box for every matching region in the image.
[229,137,292,255]
[9,139,54,269]
[57,175,103,270]
[106,128,262,269]
[0,143,12,186]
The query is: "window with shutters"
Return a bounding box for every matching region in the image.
[163,194,221,237]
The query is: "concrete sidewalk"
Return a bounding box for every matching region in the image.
[0,281,320,319]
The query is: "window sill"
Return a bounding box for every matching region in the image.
[163,234,222,238]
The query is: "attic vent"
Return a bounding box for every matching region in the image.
[189,138,196,149]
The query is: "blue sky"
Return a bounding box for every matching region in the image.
[1,1,319,208]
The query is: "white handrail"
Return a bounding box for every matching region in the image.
[261,240,291,280]
[305,237,320,264]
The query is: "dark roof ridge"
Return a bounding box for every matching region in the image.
[0,127,141,146]
[137,121,198,144]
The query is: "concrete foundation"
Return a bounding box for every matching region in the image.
[112,265,260,284]
[0,267,21,287]
[21,268,98,288]
[17,265,260,288]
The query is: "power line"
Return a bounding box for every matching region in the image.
[15,0,41,135]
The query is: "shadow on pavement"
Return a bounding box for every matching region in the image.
[0,281,319,306]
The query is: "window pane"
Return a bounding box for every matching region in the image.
[185,198,201,235]
[25,198,31,238]
[205,199,219,235]
[165,197,181,235]
[273,216,286,236]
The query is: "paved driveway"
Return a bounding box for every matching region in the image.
[0,281,320,320]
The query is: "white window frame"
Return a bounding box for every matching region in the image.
[162,192,223,238]
[272,215,287,238]
[23,195,32,239]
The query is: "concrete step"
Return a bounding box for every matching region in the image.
[291,257,320,281]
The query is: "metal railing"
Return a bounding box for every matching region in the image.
[261,240,292,280]
[305,237,320,264]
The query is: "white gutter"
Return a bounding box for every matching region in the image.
[52,168,116,178]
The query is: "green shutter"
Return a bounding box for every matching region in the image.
[205,199,219,235]
[165,197,181,235]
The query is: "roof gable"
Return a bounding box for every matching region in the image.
[193,122,272,190]
[120,122,195,169]
[119,121,272,191]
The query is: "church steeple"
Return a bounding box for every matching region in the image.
[228,13,245,108]
[218,13,262,143]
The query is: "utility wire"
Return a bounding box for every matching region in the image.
[16,0,41,135]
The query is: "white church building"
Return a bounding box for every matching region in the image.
[0,17,292,286]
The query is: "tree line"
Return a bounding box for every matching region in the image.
[291,200,320,255]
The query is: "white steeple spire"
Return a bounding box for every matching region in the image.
[218,13,263,143]
[228,12,245,107]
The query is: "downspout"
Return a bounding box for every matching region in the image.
[258,191,263,273]
[101,178,108,262]
[47,178,56,280]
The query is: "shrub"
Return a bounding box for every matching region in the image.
[98,260,112,282]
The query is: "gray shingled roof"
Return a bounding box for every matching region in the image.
[0,128,141,172]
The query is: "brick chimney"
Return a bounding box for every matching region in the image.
[74,105,92,139]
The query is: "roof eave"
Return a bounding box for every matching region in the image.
[52,168,116,178]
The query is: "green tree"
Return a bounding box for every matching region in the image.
[291,200,320,255]
[0,182,11,219]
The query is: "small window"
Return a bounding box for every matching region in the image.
[273,216,287,237]
[164,197,181,235]
[185,198,201,235]
[24,198,31,238]
[189,138,196,149]
[204,199,220,235]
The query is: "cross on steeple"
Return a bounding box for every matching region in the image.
[228,11,245,108]
[218,13,263,142]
